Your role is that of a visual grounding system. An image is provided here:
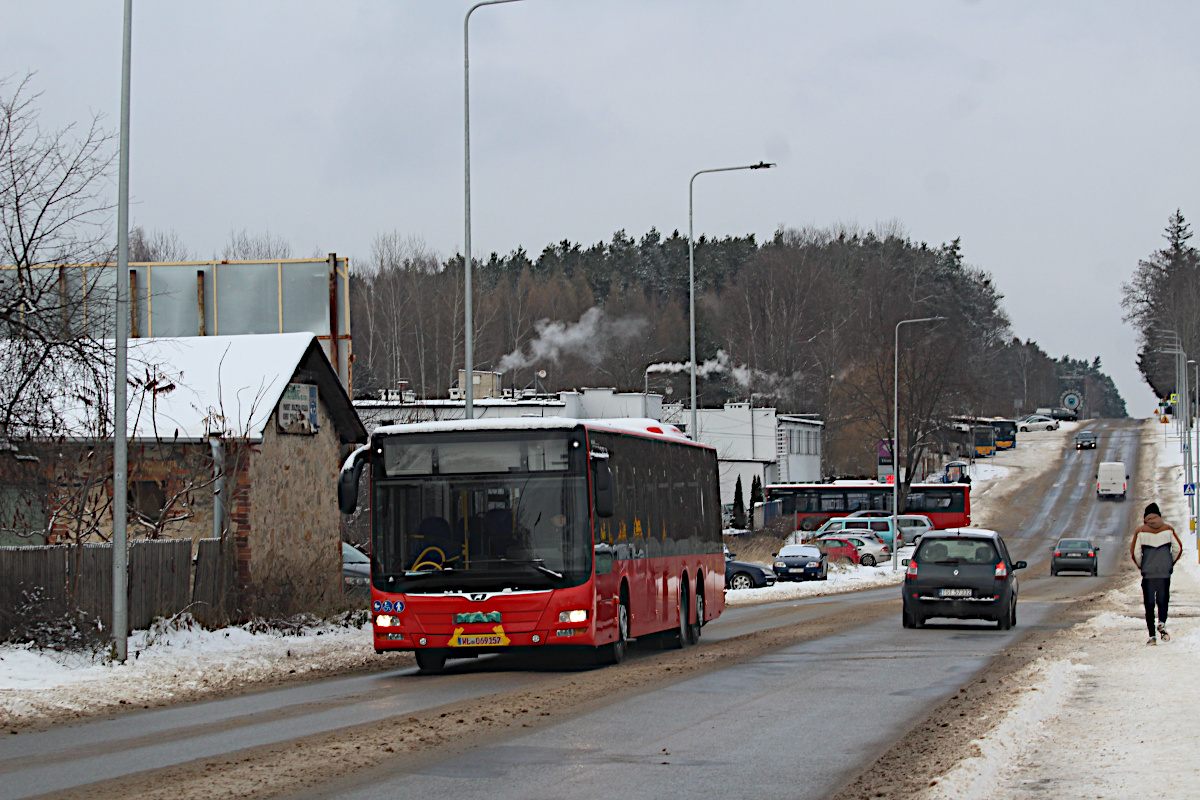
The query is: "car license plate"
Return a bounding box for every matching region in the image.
[790,568,806,573]
[939,588,973,597]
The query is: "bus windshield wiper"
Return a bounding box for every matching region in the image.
[504,559,563,580]
[404,565,454,577]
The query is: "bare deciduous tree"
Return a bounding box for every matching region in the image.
[221,229,292,261]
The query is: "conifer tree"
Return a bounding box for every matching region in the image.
[732,476,746,529]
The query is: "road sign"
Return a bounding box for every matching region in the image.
[1171,393,1179,404]
[1186,484,1196,496]
[1061,391,1082,410]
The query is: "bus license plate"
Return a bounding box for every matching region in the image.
[452,633,504,646]
[939,588,972,597]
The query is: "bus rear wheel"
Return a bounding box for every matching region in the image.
[596,599,629,665]
[668,580,692,649]
[414,649,448,674]
[688,586,704,645]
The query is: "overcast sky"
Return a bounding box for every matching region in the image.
[5,1,1199,416]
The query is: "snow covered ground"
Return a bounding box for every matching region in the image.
[0,615,386,726]
[922,418,1200,800]
[967,422,1078,529]
[724,563,903,607]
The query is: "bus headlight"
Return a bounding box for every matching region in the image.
[374,614,400,627]
[558,609,589,623]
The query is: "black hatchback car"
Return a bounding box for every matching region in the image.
[725,547,777,590]
[902,529,1026,629]
[1051,538,1099,576]
[1075,431,1097,450]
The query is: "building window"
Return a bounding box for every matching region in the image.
[130,480,167,523]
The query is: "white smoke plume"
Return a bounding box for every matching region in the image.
[646,350,788,392]
[645,350,732,379]
[497,307,647,373]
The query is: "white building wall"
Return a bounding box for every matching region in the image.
[776,416,824,483]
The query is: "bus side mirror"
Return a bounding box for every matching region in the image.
[594,460,615,518]
[339,446,368,515]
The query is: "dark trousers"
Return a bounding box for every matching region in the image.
[1142,577,1171,636]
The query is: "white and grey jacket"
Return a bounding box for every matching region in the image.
[1132,522,1182,579]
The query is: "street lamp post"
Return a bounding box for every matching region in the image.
[891,316,945,572]
[688,162,774,437]
[1190,360,1197,523]
[463,0,522,420]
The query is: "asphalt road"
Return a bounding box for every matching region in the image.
[0,420,1142,800]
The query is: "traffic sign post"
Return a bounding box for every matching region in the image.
[1185,484,1196,497]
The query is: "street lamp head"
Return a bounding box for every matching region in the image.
[750,161,776,169]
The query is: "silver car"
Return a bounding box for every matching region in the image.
[1019,415,1059,432]
[896,514,934,545]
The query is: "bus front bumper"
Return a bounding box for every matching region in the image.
[373,627,595,651]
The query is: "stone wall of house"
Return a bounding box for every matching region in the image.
[244,396,342,614]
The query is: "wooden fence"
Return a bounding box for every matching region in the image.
[0,538,231,639]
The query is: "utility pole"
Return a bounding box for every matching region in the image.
[111,0,133,663]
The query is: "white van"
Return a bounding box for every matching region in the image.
[1096,461,1127,500]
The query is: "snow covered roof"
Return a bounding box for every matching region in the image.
[371,416,700,446]
[46,333,365,443]
[123,334,318,441]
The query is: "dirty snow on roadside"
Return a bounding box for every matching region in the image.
[724,563,903,607]
[922,418,1200,800]
[0,615,381,726]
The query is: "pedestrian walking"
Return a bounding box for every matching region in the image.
[1130,502,1183,645]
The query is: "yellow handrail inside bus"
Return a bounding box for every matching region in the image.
[411,546,460,571]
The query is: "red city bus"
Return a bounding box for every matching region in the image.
[338,418,725,673]
[765,481,971,531]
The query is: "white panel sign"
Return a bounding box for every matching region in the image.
[278,383,319,434]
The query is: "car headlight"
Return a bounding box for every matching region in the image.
[374,614,400,627]
[558,609,589,623]
[774,561,786,569]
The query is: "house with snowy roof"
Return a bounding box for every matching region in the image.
[1,333,366,615]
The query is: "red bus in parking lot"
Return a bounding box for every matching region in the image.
[339,418,725,673]
[766,481,970,531]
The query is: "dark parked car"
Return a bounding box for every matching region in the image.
[342,542,371,597]
[1075,431,1097,450]
[1051,538,1099,576]
[901,529,1026,629]
[772,544,828,581]
[725,548,777,590]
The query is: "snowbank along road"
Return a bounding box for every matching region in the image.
[0,419,1142,800]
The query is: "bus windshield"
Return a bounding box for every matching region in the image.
[371,431,591,593]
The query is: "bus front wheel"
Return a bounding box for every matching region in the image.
[415,648,448,674]
[596,598,629,665]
